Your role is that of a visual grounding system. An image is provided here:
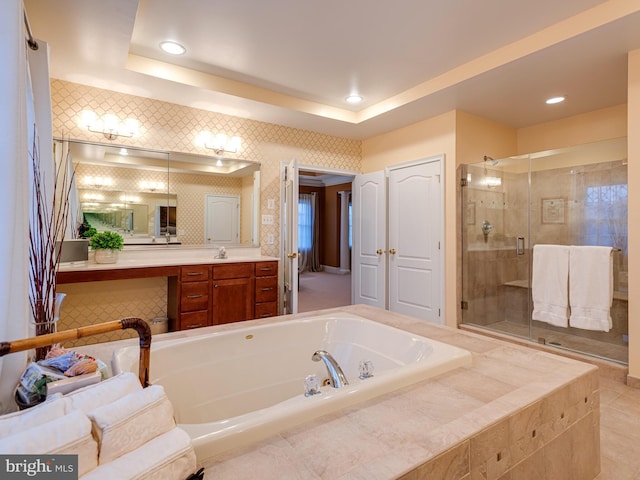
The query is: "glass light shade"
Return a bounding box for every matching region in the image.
[81,110,97,128]
[102,114,119,134]
[124,118,139,136]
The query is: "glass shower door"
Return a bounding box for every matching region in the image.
[461,138,628,364]
[460,155,531,336]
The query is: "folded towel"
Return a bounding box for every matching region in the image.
[80,428,196,480]
[532,244,570,327]
[88,385,176,464]
[569,246,613,332]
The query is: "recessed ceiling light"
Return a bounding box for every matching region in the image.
[160,41,186,55]
[346,94,363,104]
[545,96,566,105]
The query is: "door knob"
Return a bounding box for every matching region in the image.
[376,249,384,255]
[287,252,298,258]
[389,249,397,254]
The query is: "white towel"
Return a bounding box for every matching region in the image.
[569,246,613,332]
[532,244,570,327]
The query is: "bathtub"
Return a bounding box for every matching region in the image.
[111,312,472,461]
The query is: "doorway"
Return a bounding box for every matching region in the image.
[281,162,356,314]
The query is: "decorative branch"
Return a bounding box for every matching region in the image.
[28,131,76,360]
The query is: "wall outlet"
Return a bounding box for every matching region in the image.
[267,233,274,245]
[178,229,185,236]
[267,199,275,209]
[262,215,274,225]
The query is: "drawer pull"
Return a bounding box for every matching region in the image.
[186,324,205,329]
[186,294,203,299]
[260,314,272,318]
[260,287,274,291]
[259,268,273,271]
[186,272,203,276]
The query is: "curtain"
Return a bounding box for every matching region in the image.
[0,0,30,413]
[298,193,321,272]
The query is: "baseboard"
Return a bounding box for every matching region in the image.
[321,265,351,275]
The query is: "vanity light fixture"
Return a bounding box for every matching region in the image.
[83,176,113,189]
[160,41,186,55]
[345,94,363,104]
[82,192,104,201]
[120,194,141,203]
[81,110,139,140]
[197,131,242,155]
[139,181,165,192]
[545,96,566,105]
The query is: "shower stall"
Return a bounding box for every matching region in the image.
[459,138,628,364]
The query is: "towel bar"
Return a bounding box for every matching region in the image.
[0,317,151,387]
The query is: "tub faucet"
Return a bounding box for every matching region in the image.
[312,350,349,388]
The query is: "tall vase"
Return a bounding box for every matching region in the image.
[34,293,66,360]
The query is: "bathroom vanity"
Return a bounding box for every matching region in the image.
[57,248,279,332]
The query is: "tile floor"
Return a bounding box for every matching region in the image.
[597,374,640,479]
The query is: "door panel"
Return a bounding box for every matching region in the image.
[388,159,442,322]
[352,171,386,308]
[283,159,299,314]
[205,195,239,244]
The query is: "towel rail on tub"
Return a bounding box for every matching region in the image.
[0,317,151,387]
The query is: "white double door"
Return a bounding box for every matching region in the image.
[352,155,443,323]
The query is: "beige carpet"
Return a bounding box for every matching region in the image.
[297,271,351,313]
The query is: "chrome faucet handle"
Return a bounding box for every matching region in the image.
[359,360,374,379]
[304,374,321,397]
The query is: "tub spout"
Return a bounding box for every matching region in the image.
[312,350,349,388]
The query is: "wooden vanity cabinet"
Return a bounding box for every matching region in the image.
[212,263,254,325]
[254,261,278,319]
[168,265,212,330]
[169,260,279,331]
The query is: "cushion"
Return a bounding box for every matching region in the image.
[87,385,176,464]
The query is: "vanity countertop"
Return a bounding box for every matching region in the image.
[58,246,278,273]
[56,247,278,284]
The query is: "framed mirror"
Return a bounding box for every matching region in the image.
[61,139,261,247]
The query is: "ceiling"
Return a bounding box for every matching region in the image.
[23,0,640,140]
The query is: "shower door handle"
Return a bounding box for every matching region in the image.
[516,237,525,256]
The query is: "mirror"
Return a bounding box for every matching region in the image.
[63,140,261,247]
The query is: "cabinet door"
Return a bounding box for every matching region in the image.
[212,277,254,324]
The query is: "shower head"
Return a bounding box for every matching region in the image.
[483,155,499,166]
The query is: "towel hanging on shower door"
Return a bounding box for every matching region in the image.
[531,244,570,328]
[569,245,613,332]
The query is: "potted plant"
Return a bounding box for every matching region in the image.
[89,231,124,264]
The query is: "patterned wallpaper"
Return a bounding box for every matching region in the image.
[51,79,361,257]
[51,79,361,342]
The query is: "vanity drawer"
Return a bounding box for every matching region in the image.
[181,265,210,282]
[255,261,277,277]
[180,281,209,312]
[255,302,277,319]
[178,310,209,330]
[213,263,253,280]
[255,276,278,302]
